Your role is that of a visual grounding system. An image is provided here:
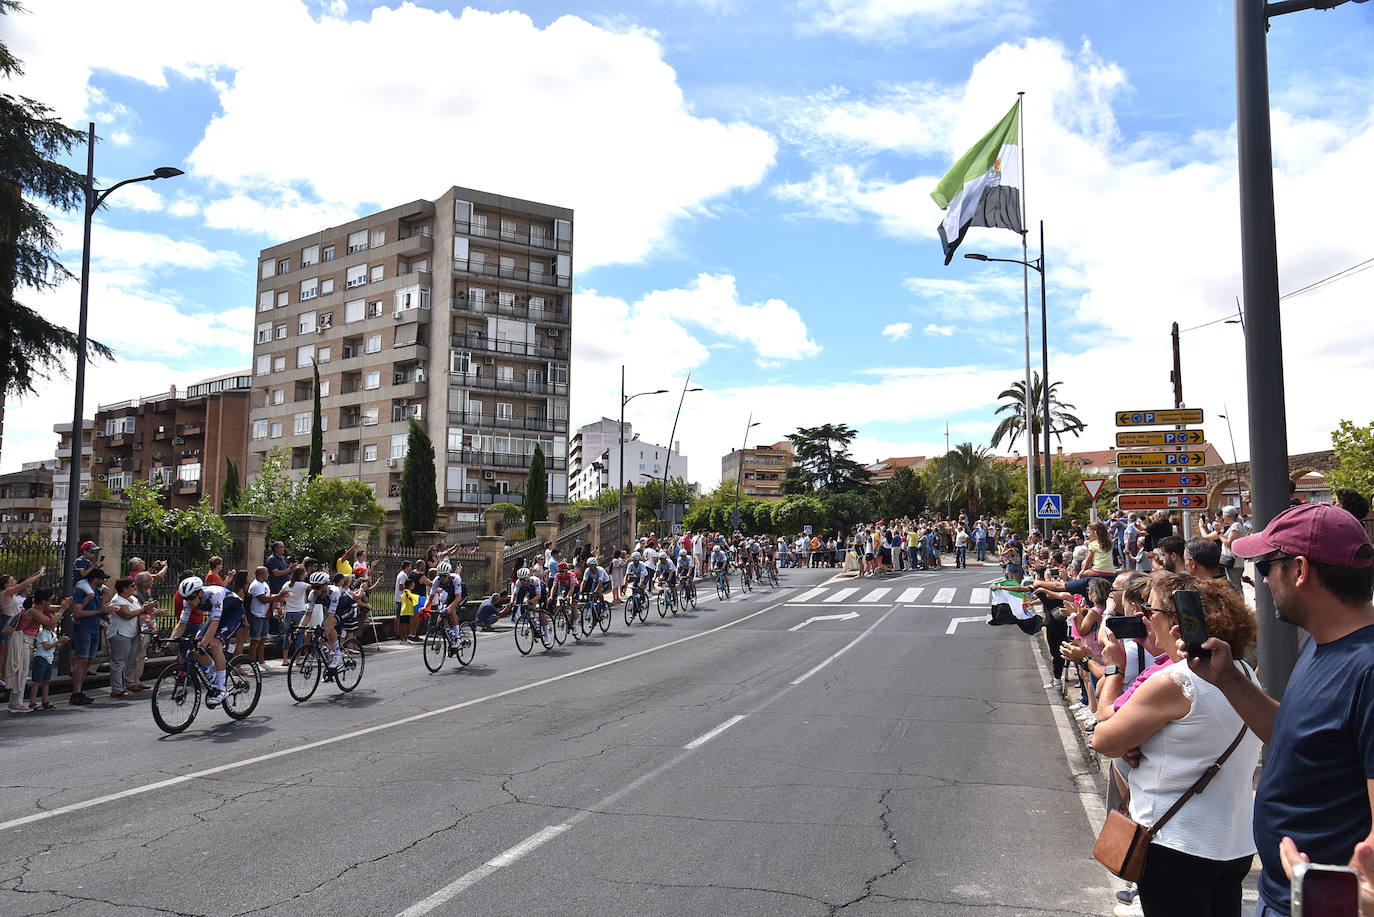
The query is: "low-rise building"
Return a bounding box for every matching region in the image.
[567,418,688,501]
[0,461,57,538]
[51,419,95,540]
[721,441,794,500]
[864,455,931,483]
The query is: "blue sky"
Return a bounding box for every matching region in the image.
[6,0,1374,486]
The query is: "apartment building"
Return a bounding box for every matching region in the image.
[567,418,689,502]
[0,461,57,537]
[92,372,252,509]
[249,187,573,523]
[51,419,94,540]
[721,440,794,500]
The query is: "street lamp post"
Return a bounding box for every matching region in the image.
[1218,409,1246,521]
[731,416,761,532]
[617,364,667,551]
[64,122,183,594]
[660,374,703,537]
[965,220,1052,537]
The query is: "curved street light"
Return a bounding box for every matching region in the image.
[731,416,762,532]
[660,374,704,537]
[617,364,668,549]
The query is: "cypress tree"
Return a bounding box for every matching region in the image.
[524,444,547,540]
[308,359,323,479]
[220,456,241,512]
[399,417,437,547]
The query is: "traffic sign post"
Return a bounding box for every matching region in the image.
[1035,494,1062,520]
[1116,472,1208,491]
[1116,451,1208,468]
[1117,493,1208,511]
[1115,409,1205,426]
[1115,430,1206,447]
[1082,478,1107,523]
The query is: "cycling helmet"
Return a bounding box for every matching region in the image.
[517,567,532,580]
[308,571,331,586]
[631,551,642,561]
[177,576,204,599]
[558,560,571,572]
[436,561,452,576]
[587,556,599,567]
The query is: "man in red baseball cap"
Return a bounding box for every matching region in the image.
[1183,502,1374,917]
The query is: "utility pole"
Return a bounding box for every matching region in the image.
[1171,322,1191,535]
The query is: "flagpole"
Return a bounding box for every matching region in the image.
[1018,91,1035,536]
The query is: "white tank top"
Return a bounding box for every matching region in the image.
[1127,661,1262,860]
[2,592,23,620]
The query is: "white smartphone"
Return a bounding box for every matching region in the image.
[1292,862,1359,917]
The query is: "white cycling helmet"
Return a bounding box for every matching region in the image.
[517,567,532,580]
[177,576,204,599]
[436,561,453,576]
[587,556,599,567]
[308,571,331,586]
[631,551,642,561]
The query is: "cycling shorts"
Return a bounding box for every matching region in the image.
[210,605,245,644]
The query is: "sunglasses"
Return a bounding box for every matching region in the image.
[1254,552,1295,579]
[1138,603,1173,619]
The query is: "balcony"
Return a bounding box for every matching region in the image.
[445,490,525,508]
[447,450,567,472]
[446,412,567,435]
[397,231,433,259]
[452,259,570,290]
[177,422,204,438]
[455,220,570,254]
[449,332,568,362]
[173,478,201,495]
[449,373,568,398]
[450,292,570,325]
[108,432,134,447]
[56,444,93,459]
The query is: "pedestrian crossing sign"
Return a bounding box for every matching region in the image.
[1035,494,1062,519]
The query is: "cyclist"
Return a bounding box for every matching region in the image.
[710,541,730,590]
[580,556,611,617]
[168,576,242,707]
[625,551,652,612]
[654,551,678,612]
[512,567,547,637]
[306,570,358,669]
[548,560,581,634]
[431,561,467,649]
[676,547,696,591]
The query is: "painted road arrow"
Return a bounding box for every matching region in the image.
[1117,493,1209,510]
[1116,408,1205,426]
[789,612,860,632]
[945,616,986,634]
[1116,450,1208,468]
[1116,429,1206,447]
[1117,472,1208,490]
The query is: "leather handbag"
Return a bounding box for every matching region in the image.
[1093,725,1248,881]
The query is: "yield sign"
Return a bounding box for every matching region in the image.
[1082,478,1107,500]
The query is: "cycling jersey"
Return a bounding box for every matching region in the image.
[314,584,358,625]
[626,561,651,587]
[677,554,695,576]
[710,548,728,569]
[514,579,544,607]
[580,567,610,595]
[215,593,247,643]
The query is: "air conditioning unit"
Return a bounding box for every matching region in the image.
[92,456,105,464]
[97,474,107,482]
[95,431,106,438]
[483,357,495,365]
[547,329,560,338]
[385,458,396,468]
[483,470,496,480]
[414,369,425,382]
[173,437,185,445]
[327,453,338,463]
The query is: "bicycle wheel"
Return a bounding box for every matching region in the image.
[579,602,594,638]
[716,576,727,601]
[151,663,200,735]
[222,655,261,721]
[597,599,612,634]
[624,597,637,627]
[670,585,679,616]
[287,646,321,702]
[551,607,569,645]
[656,590,667,618]
[538,616,553,649]
[455,622,477,666]
[423,627,447,673]
[768,568,779,588]
[336,638,365,692]
[637,596,650,623]
[514,615,534,655]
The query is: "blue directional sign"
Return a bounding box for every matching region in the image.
[1035,494,1063,519]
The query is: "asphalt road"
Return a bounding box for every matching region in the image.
[0,564,1116,916]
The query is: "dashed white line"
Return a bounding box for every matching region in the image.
[790,605,899,685]
[933,587,957,604]
[858,588,890,603]
[970,588,991,605]
[897,587,924,603]
[684,714,748,749]
[824,588,859,603]
[790,587,827,603]
[396,825,570,917]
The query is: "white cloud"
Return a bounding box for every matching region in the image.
[771,83,962,157]
[640,273,820,361]
[881,322,912,340]
[107,183,163,212]
[923,323,953,337]
[798,0,1031,42]
[774,165,938,238]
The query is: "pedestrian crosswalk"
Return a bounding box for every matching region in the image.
[786,582,993,607]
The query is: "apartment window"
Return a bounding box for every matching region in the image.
[302,245,319,267]
[549,363,568,385]
[529,296,545,314]
[320,278,334,296]
[277,259,291,275]
[318,346,331,363]
[261,260,275,281]
[319,311,332,330]
[364,371,380,390]
[450,350,470,374]
[529,260,544,278]
[412,258,427,273]
[293,412,311,435]
[277,291,289,308]
[271,388,285,405]
[363,444,377,462]
[362,407,379,426]
[275,324,287,340]
[256,322,272,344]
[500,218,516,240]
[178,463,202,482]
[319,380,330,397]
[273,356,286,373]
[369,229,385,248]
[270,422,283,438]
[345,299,365,323]
[370,264,383,283]
[496,402,513,420]
[300,278,318,301]
[252,420,269,440]
[500,255,515,276]
[473,214,488,237]
[347,230,368,253]
[256,354,270,376]
[298,312,317,335]
[259,291,273,312]
[496,366,513,383]
[469,399,483,418]
[346,265,367,288]
[365,334,382,354]
[296,344,315,367]
[394,323,418,347]
[530,225,547,247]
[368,300,384,318]
[390,433,408,459]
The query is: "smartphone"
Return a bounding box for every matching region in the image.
[1173,589,1211,659]
[1106,615,1147,640]
[1292,862,1359,917]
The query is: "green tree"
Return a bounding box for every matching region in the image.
[990,372,1087,494]
[220,456,241,512]
[308,360,323,479]
[237,448,386,558]
[399,418,437,547]
[929,444,1011,517]
[873,465,927,519]
[1005,457,1116,531]
[487,501,523,527]
[820,491,876,535]
[636,476,695,532]
[0,2,114,464]
[784,423,872,493]
[524,445,547,540]
[772,495,825,534]
[123,480,231,560]
[1327,420,1374,500]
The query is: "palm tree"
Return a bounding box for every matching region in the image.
[933,443,1010,516]
[990,372,1086,493]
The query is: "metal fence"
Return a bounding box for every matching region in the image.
[599,513,622,556]
[502,536,544,580]
[554,521,590,558]
[445,520,484,547]
[0,535,67,594]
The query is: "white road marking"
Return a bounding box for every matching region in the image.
[896,587,923,603]
[824,588,858,603]
[858,588,890,603]
[791,606,899,685]
[970,588,991,605]
[933,587,957,604]
[945,616,986,634]
[0,595,796,834]
[789,587,826,603]
[788,612,859,632]
[684,714,748,749]
[396,824,570,917]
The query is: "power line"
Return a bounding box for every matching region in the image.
[1181,255,1374,332]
